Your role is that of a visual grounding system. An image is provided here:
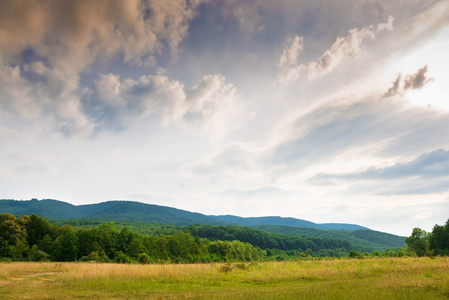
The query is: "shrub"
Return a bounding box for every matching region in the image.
[114,251,131,264]
[138,252,151,264]
[29,245,49,262]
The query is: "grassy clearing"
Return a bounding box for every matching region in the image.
[1,257,449,299]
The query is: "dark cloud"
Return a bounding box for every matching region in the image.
[404,65,431,90]
[382,74,402,98]
[382,65,432,98]
[0,0,202,137]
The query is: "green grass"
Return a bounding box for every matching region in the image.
[1,257,449,299]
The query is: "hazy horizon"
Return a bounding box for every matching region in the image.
[1,0,449,236]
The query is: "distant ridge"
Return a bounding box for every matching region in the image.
[0,198,368,230]
[213,215,368,230]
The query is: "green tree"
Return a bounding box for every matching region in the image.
[127,238,145,258]
[113,251,130,263]
[405,227,429,257]
[429,219,449,255]
[25,215,55,246]
[29,245,49,262]
[53,232,78,261]
[0,216,28,246]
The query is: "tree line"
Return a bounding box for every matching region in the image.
[2,213,448,263]
[184,224,352,254]
[0,214,268,263]
[0,213,359,262]
[405,219,449,257]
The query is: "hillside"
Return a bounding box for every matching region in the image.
[251,225,405,251]
[214,215,368,230]
[0,199,368,230]
[51,219,404,253]
[0,199,406,253]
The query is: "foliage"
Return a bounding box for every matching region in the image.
[405,227,430,257]
[428,219,449,256]
[252,225,406,252]
[3,212,449,263]
[403,219,449,257]
[0,214,267,263]
[185,224,352,254]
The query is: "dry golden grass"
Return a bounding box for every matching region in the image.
[1,257,449,299]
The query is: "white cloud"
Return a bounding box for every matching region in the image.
[306,26,376,79]
[278,36,304,68]
[278,18,398,83]
[80,73,238,136]
[377,15,395,32]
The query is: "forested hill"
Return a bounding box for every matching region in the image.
[251,225,405,251]
[0,199,367,230]
[215,215,368,230]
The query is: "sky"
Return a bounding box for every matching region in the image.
[1,0,449,236]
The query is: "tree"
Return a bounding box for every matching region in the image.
[0,216,28,246]
[405,227,429,257]
[127,238,145,258]
[25,215,55,246]
[53,232,78,261]
[429,219,449,255]
[29,245,49,262]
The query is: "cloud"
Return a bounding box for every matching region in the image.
[402,0,449,46]
[306,26,376,79]
[278,24,379,83]
[404,65,431,90]
[219,186,284,199]
[382,66,432,98]
[310,148,449,184]
[382,74,402,98]
[184,74,238,130]
[0,0,200,70]
[278,36,304,68]
[81,73,237,133]
[271,94,449,169]
[0,0,202,138]
[185,89,449,185]
[377,15,395,32]
[180,143,262,181]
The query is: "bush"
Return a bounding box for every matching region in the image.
[348,250,360,258]
[113,251,131,264]
[29,245,49,262]
[138,253,151,264]
[80,251,110,263]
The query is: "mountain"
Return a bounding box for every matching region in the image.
[0,199,222,225]
[213,215,368,230]
[1,198,368,230]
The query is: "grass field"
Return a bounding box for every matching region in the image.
[1,257,449,299]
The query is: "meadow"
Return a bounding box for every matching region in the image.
[1,257,449,299]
